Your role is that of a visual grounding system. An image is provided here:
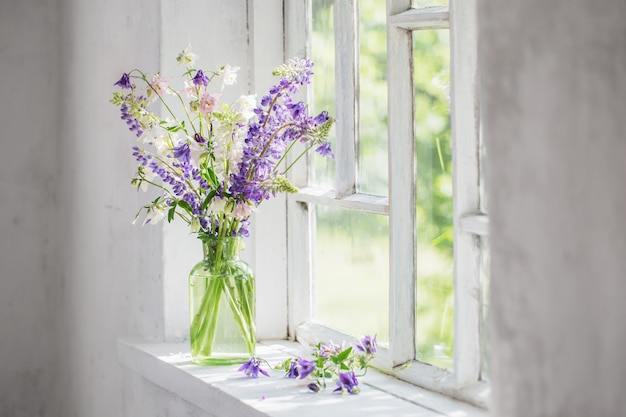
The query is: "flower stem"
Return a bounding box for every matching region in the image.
[281,143,315,175]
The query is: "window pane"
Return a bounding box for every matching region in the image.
[412,0,448,8]
[312,0,336,188]
[358,0,388,195]
[480,237,491,381]
[413,29,453,370]
[314,205,389,345]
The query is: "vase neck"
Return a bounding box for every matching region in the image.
[200,236,243,262]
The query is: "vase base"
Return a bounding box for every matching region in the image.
[192,355,250,366]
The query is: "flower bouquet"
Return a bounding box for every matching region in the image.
[111,47,334,364]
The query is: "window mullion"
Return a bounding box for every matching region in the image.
[390,6,450,30]
[459,214,489,237]
[450,0,482,386]
[249,0,289,340]
[334,0,359,198]
[285,0,314,338]
[387,0,416,368]
[291,187,389,215]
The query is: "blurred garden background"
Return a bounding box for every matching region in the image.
[309,0,455,370]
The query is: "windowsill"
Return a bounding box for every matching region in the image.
[118,338,489,417]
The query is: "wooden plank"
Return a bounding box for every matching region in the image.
[285,0,314,339]
[118,338,484,416]
[450,0,482,387]
[459,214,489,236]
[249,0,289,340]
[391,361,491,410]
[284,0,311,190]
[387,0,417,368]
[291,187,389,214]
[334,0,359,198]
[390,6,450,30]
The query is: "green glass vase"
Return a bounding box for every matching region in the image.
[189,236,255,365]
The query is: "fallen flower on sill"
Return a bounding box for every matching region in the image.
[238,357,269,378]
[237,335,377,396]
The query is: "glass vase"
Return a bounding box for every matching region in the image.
[189,236,255,365]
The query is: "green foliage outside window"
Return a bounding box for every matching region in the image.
[311,0,454,370]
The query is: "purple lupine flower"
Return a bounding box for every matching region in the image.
[315,141,334,158]
[333,371,359,394]
[192,69,209,86]
[114,73,132,89]
[314,110,330,125]
[260,95,272,106]
[121,106,142,137]
[229,58,331,207]
[356,335,377,355]
[293,57,314,85]
[286,101,306,120]
[238,358,269,378]
[119,94,149,137]
[238,219,250,237]
[132,146,150,166]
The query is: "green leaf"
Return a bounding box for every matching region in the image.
[167,201,177,222]
[206,168,219,188]
[332,347,352,364]
[201,190,217,211]
[275,359,292,372]
[177,200,193,215]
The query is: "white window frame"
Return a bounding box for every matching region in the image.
[260,0,489,407]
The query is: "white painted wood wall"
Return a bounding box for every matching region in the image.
[481,0,626,416]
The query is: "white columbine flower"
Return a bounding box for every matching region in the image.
[138,123,163,145]
[187,138,205,168]
[207,196,227,214]
[153,134,173,159]
[134,203,165,226]
[176,45,199,67]
[218,65,240,90]
[190,217,201,233]
[236,94,257,120]
[231,201,255,218]
[138,168,156,192]
[212,121,245,184]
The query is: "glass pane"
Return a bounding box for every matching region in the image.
[311,0,336,188]
[314,205,389,345]
[412,0,448,8]
[358,0,388,195]
[480,237,491,381]
[413,29,453,370]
